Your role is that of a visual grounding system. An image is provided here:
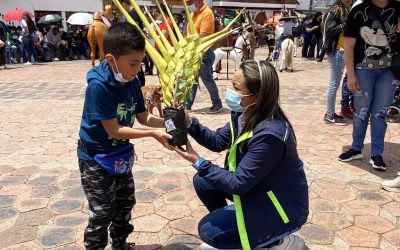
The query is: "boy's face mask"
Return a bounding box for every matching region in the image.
[111,55,130,83]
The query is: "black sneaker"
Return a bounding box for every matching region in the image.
[370,155,387,171]
[205,105,223,114]
[111,242,135,250]
[338,149,363,162]
[324,113,348,125]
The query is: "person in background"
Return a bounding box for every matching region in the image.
[33,28,45,62]
[21,12,37,65]
[47,26,68,61]
[0,20,9,69]
[323,0,352,125]
[301,15,318,61]
[338,0,399,171]
[308,12,323,60]
[11,26,24,63]
[184,0,223,114]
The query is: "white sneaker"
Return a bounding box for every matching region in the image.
[24,61,32,65]
[382,174,400,192]
[269,235,305,250]
[213,72,218,80]
[199,243,241,250]
[53,57,60,61]
[4,64,12,69]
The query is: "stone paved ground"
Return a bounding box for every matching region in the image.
[0,48,399,250]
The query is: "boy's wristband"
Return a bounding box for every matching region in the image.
[192,157,205,169]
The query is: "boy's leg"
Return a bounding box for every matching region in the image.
[109,173,136,248]
[79,159,117,250]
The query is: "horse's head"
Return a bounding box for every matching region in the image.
[103,5,113,20]
[93,12,102,21]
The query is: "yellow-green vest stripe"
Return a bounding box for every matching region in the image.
[267,191,290,224]
[228,120,253,250]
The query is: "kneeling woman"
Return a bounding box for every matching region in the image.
[175,60,309,250]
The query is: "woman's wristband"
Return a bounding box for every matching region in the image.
[192,157,205,169]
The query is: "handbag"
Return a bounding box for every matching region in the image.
[93,143,135,176]
[375,12,400,80]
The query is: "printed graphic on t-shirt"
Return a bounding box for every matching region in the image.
[355,6,397,69]
[109,101,137,146]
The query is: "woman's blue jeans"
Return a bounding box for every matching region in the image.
[352,68,396,155]
[194,174,281,249]
[326,50,345,118]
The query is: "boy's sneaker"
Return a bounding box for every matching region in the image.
[111,242,135,250]
[205,105,223,114]
[369,154,386,171]
[381,174,400,192]
[269,234,305,250]
[324,113,348,125]
[339,107,354,119]
[338,149,363,162]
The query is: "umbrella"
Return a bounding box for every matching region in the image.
[3,9,33,21]
[67,13,93,25]
[37,14,63,24]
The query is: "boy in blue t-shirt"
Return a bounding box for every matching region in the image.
[77,23,173,250]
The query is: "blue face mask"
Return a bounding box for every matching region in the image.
[225,88,254,113]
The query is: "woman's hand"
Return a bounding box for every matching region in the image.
[174,140,200,164]
[152,130,174,151]
[347,74,360,92]
[184,109,192,127]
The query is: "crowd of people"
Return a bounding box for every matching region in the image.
[0,15,90,68]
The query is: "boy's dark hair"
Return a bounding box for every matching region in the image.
[103,22,145,57]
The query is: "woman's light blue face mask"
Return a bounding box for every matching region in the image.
[225,88,254,113]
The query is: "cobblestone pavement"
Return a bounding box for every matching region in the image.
[0,48,399,250]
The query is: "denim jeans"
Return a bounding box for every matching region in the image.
[326,50,345,118]
[194,174,281,249]
[22,34,37,63]
[186,49,222,109]
[340,73,354,108]
[352,68,396,155]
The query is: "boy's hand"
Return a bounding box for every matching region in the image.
[152,130,174,150]
[174,140,200,164]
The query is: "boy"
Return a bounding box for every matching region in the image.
[77,22,172,250]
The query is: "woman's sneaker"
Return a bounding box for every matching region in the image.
[338,149,363,162]
[199,243,241,250]
[381,174,400,192]
[269,234,305,250]
[369,154,386,171]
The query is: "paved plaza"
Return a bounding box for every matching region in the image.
[0,48,399,250]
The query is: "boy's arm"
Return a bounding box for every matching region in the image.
[101,118,173,150]
[136,111,165,128]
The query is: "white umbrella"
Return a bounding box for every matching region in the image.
[67,13,93,25]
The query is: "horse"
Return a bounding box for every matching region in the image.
[279,38,295,72]
[212,32,250,79]
[87,5,113,66]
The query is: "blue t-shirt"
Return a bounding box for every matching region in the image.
[78,60,146,160]
[302,22,313,39]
